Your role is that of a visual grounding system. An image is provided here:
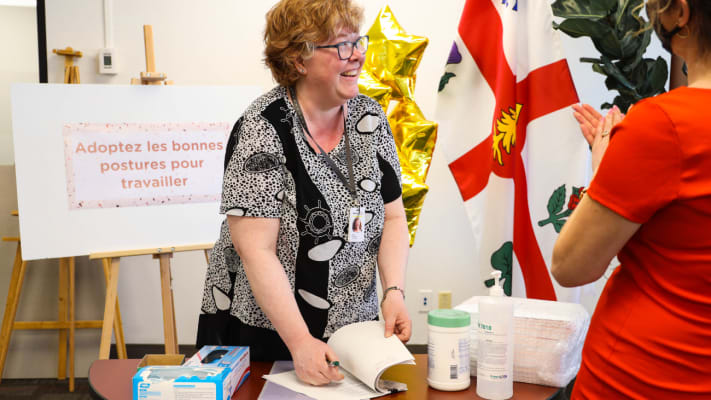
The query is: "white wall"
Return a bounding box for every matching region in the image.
[0,0,667,378]
[0,5,37,165]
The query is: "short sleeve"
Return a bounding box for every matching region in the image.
[587,100,681,223]
[374,105,402,203]
[219,114,285,217]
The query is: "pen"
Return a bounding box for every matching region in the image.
[328,360,340,367]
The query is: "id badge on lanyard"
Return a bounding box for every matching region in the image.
[348,206,365,242]
[290,86,364,243]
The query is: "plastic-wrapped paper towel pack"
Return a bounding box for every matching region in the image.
[455,296,590,387]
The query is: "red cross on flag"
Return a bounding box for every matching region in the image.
[437,0,589,301]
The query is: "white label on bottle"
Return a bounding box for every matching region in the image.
[428,331,470,383]
[477,320,511,382]
[458,338,469,376]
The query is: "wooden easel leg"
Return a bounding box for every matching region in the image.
[158,254,178,354]
[204,249,210,265]
[113,297,127,359]
[57,258,69,380]
[63,66,71,84]
[102,258,126,359]
[98,258,119,360]
[68,257,75,392]
[0,241,27,382]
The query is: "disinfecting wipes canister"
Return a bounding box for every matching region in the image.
[427,309,471,391]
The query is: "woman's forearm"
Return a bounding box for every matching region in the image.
[228,216,311,349]
[551,196,639,287]
[377,198,409,293]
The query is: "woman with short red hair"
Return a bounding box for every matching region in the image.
[197,0,411,387]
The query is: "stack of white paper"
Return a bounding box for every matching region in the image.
[456,296,590,387]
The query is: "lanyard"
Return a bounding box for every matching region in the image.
[289,86,359,206]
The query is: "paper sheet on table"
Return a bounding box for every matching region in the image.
[258,361,314,400]
[263,369,388,400]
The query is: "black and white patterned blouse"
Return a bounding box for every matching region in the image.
[200,86,402,338]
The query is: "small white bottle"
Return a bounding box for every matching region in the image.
[476,271,513,400]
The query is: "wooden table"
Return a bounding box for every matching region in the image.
[88,354,559,399]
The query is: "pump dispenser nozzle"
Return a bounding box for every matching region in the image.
[489,271,504,297]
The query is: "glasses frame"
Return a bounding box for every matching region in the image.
[315,35,369,60]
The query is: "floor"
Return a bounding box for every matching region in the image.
[0,378,92,400]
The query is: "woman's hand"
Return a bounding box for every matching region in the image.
[288,334,344,386]
[572,103,603,147]
[591,106,624,176]
[381,290,412,343]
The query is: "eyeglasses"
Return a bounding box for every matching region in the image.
[315,35,369,60]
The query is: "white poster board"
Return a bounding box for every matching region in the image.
[11,83,262,260]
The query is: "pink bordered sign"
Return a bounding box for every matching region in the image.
[63,122,230,209]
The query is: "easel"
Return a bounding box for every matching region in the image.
[91,244,212,359]
[79,24,202,359]
[0,211,126,392]
[0,46,124,391]
[52,47,82,84]
[131,25,173,86]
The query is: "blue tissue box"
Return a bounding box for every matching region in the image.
[184,346,250,398]
[132,346,249,400]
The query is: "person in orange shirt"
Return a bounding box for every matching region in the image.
[552,0,711,398]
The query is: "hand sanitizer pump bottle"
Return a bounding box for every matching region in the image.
[476,271,513,400]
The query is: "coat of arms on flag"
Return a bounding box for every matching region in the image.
[436,0,590,302]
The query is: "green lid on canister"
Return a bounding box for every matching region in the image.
[428,309,471,328]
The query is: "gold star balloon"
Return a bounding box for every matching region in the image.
[359,6,437,246]
[364,6,428,101]
[358,69,392,109]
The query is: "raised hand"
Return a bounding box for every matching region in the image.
[572,103,603,146]
[591,106,624,175]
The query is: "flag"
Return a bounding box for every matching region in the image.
[436,0,589,302]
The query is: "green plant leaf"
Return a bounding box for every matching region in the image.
[592,30,624,59]
[630,59,652,92]
[618,33,642,59]
[551,0,617,19]
[551,0,668,111]
[604,74,637,95]
[547,185,567,215]
[648,56,669,93]
[614,0,646,28]
[555,18,611,38]
[601,56,636,90]
[591,63,606,75]
[613,0,631,25]
[612,95,634,113]
[623,29,651,73]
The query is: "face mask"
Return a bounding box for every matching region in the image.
[654,23,683,52]
[650,1,693,53]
